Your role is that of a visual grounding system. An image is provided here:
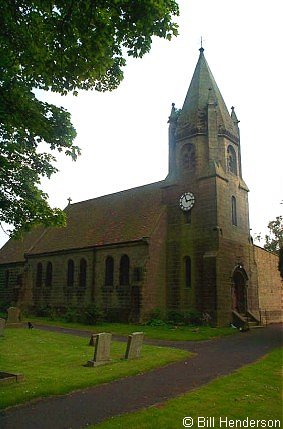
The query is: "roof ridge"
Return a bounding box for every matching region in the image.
[69,180,165,207]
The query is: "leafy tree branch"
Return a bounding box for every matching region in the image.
[0,1,179,236]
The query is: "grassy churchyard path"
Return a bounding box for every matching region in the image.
[26,316,236,341]
[0,328,188,409]
[90,347,282,429]
[0,323,281,429]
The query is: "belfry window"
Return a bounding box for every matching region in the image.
[119,255,130,285]
[45,262,53,287]
[105,256,114,286]
[232,196,237,226]
[36,263,43,287]
[67,259,74,287]
[227,145,237,175]
[184,256,192,288]
[79,258,87,288]
[181,144,196,172]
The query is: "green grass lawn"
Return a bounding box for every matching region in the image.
[0,328,189,410]
[89,348,283,429]
[25,316,236,341]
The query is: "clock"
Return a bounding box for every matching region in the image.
[179,192,195,211]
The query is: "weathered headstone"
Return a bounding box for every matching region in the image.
[6,307,22,327]
[87,333,112,366]
[125,332,144,359]
[0,318,5,336]
[88,333,98,346]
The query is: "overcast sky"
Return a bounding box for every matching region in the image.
[1,0,282,248]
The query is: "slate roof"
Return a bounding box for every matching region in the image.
[0,226,46,264]
[177,48,238,137]
[0,181,165,263]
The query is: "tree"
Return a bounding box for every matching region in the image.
[0,1,179,236]
[258,216,283,255]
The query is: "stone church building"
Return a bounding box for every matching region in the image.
[0,48,281,326]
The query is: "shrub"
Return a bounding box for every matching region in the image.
[148,307,164,320]
[0,300,11,315]
[144,307,168,326]
[165,309,204,326]
[63,307,80,323]
[80,304,104,325]
[183,309,203,325]
[146,318,168,327]
[35,305,53,318]
[166,310,185,325]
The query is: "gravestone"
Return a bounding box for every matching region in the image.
[125,332,144,359]
[87,333,112,367]
[6,307,22,327]
[0,318,5,336]
[88,333,98,346]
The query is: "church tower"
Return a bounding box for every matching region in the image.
[164,48,259,325]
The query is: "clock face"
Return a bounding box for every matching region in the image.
[179,192,195,211]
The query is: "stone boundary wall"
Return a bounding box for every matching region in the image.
[254,245,282,324]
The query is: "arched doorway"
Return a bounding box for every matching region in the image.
[231,267,248,314]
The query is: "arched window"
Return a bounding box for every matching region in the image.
[36,263,43,287]
[79,258,87,288]
[4,270,9,288]
[181,144,196,172]
[227,145,237,175]
[119,255,130,285]
[45,262,53,287]
[105,256,114,286]
[184,256,192,288]
[232,196,237,226]
[67,259,74,287]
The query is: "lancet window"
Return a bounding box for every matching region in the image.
[79,258,87,288]
[105,256,114,286]
[67,259,75,287]
[119,255,130,285]
[45,262,53,287]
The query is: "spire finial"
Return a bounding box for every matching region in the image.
[199,36,204,53]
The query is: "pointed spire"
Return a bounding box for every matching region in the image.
[177,49,239,138]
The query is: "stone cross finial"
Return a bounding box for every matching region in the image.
[67,197,72,205]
